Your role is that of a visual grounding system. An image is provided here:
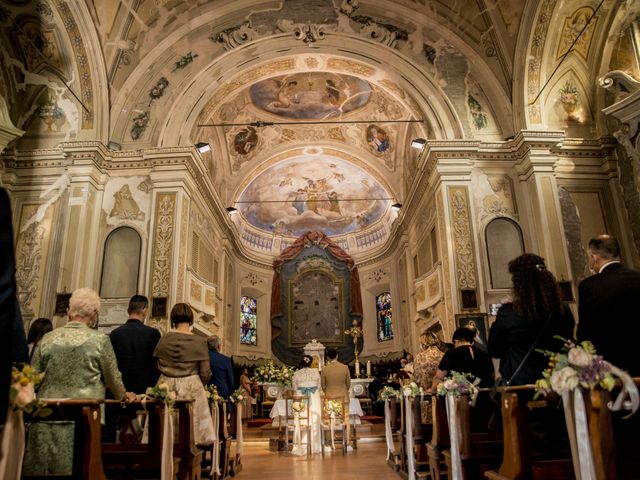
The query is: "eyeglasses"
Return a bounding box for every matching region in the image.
[91,310,100,329]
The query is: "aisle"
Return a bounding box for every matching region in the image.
[236,440,400,480]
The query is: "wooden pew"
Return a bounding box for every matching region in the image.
[386,397,402,470]
[485,386,574,480]
[23,399,106,480]
[227,402,242,477]
[102,399,201,480]
[442,390,502,479]
[427,395,449,480]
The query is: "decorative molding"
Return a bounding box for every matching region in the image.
[176,197,189,301]
[53,0,93,129]
[448,186,477,290]
[243,272,264,286]
[109,184,144,220]
[151,193,176,299]
[148,77,169,106]
[15,222,45,316]
[367,268,387,282]
[173,52,198,70]
[130,111,150,140]
[214,21,260,50]
[526,0,556,124]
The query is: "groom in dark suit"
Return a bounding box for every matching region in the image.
[578,234,640,375]
[110,295,161,393]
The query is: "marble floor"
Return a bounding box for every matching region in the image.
[236,439,401,480]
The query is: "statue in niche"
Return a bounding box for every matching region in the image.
[109,184,145,221]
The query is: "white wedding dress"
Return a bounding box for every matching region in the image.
[291,367,323,455]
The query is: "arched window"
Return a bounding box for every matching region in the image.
[240,296,257,345]
[376,292,394,342]
[100,227,141,298]
[485,218,524,289]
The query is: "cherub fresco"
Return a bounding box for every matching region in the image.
[250,72,371,119]
[366,125,390,153]
[238,156,390,237]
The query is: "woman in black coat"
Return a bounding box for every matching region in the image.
[488,253,575,386]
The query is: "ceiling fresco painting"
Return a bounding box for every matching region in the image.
[237,154,390,238]
[250,72,372,119]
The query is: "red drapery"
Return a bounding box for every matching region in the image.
[270,231,363,319]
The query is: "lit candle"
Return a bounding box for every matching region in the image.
[355,361,360,377]
[366,360,372,376]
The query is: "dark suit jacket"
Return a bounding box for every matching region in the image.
[489,302,575,385]
[578,262,640,375]
[208,350,234,400]
[110,319,161,393]
[0,188,27,425]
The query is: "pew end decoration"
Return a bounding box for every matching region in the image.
[146,382,177,410]
[229,388,246,404]
[11,364,50,416]
[378,386,400,401]
[402,381,424,398]
[436,371,479,403]
[534,339,616,397]
[206,384,223,403]
[534,337,640,480]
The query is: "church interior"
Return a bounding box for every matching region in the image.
[2,0,640,477]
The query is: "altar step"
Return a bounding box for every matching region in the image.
[243,419,386,443]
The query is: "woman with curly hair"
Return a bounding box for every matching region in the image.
[488,253,575,385]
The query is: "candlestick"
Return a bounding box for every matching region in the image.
[355,361,360,377]
[366,360,371,377]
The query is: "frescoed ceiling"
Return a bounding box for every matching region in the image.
[237,154,391,238]
[0,0,636,257]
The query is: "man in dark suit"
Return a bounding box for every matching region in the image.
[578,234,640,375]
[207,335,234,400]
[0,187,28,429]
[110,295,161,393]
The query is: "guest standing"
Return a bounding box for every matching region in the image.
[321,347,350,400]
[207,335,234,400]
[239,368,254,420]
[489,253,575,385]
[23,288,133,475]
[26,317,53,363]
[153,303,215,445]
[432,327,494,389]
[110,295,161,393]
[577,235,640,375]
[412,332,446,392]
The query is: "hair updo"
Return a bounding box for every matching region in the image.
[299,355,313,369]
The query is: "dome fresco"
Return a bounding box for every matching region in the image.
[237,155,391,237]
[250,72,372,119]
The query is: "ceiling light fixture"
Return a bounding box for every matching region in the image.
[391,203,403,212]
[226,207,238,214]
[107,141,122,151]
[411,138,427,149]
[195,142,211,153]
[198,119,424,128]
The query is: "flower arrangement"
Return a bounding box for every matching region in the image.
[436,371,478,398]
[11,364,50,417]
[229,387,246,404]
[146,382,177,409]
[535,339,615,397]
[323,399,343,417]
[206,384,223,403]
[402,381,424,398]
[559,81,580,107]
[378,386,400,401]
[291,400,307,415]
[252,360,295,386]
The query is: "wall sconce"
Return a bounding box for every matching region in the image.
[195,142,211,153]
[391,203,402,212]
[411,138,426,149]
[226,207,238,214]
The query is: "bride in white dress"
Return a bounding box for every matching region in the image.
[291,355,323,455]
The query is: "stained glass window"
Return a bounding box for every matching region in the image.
[240,296,257,345]
[376,292,394,341]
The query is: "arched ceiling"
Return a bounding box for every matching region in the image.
[1,0,639,257]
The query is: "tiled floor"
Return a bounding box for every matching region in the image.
[236,439,401,480]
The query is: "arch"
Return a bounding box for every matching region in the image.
[100,226,142,298]
[484,217,524,289]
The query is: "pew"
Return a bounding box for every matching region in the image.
[386,397,402,470]
[22,399,106,480]
[102,399,201,480]
[485,385,574,480]
[427,395,449,480]
[442,390,502,479]
[227,402,243,477]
